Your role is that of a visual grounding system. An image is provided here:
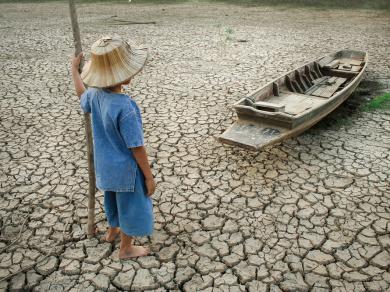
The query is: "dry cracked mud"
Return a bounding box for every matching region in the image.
[0,2,389,292]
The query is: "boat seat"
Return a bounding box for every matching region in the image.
[337,64,361,72]
[253,101,285,112]
[324,58,363,73]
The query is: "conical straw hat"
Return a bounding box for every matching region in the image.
[81,35,148,88]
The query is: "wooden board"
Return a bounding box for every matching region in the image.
[351,65,361,72]
[338,64,352,71]
[310,77,347,98]
[219,120,284,150]
[305,76,330,95]
[323,59,339,69]
[312,76,328,85]
[338,58,363,66]
[284,95,318,115]
[265,92,326,116]
[253,101,285,112]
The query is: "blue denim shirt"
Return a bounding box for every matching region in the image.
[80,88,144,192]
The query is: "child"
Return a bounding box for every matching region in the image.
[71,36,155,259]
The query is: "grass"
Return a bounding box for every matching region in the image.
[361,92,390,111]
[0,0,389,10]
[0,0,187,3]
[212,0,390,10]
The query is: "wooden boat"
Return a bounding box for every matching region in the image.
[218,50,368,150]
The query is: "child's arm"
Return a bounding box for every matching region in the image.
[71,53,86,98]
[131,146,156,196]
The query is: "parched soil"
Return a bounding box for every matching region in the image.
[0,2,389,291]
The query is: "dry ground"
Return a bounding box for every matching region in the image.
[0,2,389,291]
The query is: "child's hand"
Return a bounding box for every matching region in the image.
[72,52,83,70]
[145,177,156,196]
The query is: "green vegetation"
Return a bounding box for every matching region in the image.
[225,27,234,41]
[215,24,235,57]
[0,0,187,3]
[361,92,390,111]
[216,24,234,41]
[0,0,389,10]
[214,0,390,10]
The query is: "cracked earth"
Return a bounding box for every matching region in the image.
[0,2,389,291]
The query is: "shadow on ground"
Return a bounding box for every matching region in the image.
[314,78,389,131]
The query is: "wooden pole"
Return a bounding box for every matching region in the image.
[68,0,96,237]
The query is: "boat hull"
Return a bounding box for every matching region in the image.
[219,50,367,150]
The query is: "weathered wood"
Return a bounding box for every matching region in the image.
[312,76,328,85]
[339,64,352,71]
[305,76,329,95]
[105,16,156,25]
[294,80,303,93]
[304,65,315,81]
[107,20,156,25]
[314,62,323,77]
[323,68,359,79]
[254,101,285,112]
[69,0,83,60]
[302,74,313,88]
[310,77,347,98]
[323,59,339,69]
[285,75,294,92]
[219,50,368,150]
[295,70,308,92]
[311,68,320,79]
[351,65,361,72]
[339,58,363,66]
[68,0,96,237]
[272,82,280,96]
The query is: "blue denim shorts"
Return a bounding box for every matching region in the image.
[103,169,154,237]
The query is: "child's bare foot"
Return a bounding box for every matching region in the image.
[119,245,150,259]
[119,231,150,259]
[105,227,120,242]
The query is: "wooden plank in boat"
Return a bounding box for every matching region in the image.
[254,101,285,112]
[339,58,363,66]
[351,65,361,72]
[283,94,320,115]
[350,59,363,66]
[338,64,352,71]
[309,77,341,97]
[325,69,359,78]
[310,77,347,98]
[305,76,330,95]
[312,76,328,85]
[323,59,340,69]
[268,93,321,116]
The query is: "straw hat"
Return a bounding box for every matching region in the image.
[81,35,148,88]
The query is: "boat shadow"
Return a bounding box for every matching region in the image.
[312,79,388,131]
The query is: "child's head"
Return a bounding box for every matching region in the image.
[81,35,148,89]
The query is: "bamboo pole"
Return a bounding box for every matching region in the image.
[68,0,96,237]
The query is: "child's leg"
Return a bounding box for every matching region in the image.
[115,170,153,258]
[103,191,120,242]
[116,190,151,258]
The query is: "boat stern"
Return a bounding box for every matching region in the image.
[218,119,285,151]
